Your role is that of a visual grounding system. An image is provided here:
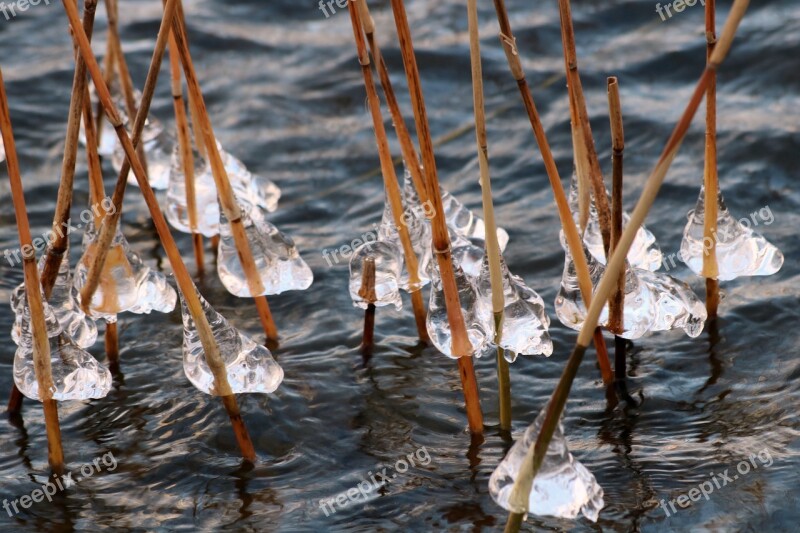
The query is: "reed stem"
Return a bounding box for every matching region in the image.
[171,3,279,342]
[704,0,720,318]
[61,0,256,462]
[358,257,377,359]
[95,28,116,148]
[388,0,483,434]
[105,322,120,369]
[0,67,65,474]
[348,1,428,342]
[491,0,612,385]
[503,2,750,527]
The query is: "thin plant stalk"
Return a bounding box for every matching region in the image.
[0,67,65,474]
[347,1,428,342]
[9,0,99,416]
[704,0,720,317]
[503,2,750,528]
[491,0,613,385]
[388,0,483,434]
[95,28,116,148]
[168,31,204,275]
[358,257,377,361]
[78,0,178,313]
[557,0,611,256]
[171,3,279,342]
[61,0,257,462]
[466,0,510,431]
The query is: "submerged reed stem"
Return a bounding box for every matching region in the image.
[704,0,720,318]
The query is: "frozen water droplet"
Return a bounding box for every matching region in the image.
[476,256,552,358]
[554,232,707,339]
[568,173,662,271]
[165,144,221,237]
[349,241,403,310]
[489,406,604,521]
[680,187,783,281]
[13,291,110,401]
[179,289,284,395]
[217,205,313,296]
[73,221,139,321]
[11,251,97,349]
[426,263,489,358]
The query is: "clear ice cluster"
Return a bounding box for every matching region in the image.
[348,241,404,310]
[554,233,707,339]
[489,406,605,521]
[180,289,284,395]
[680,187,783,281]
[13,288,111,401]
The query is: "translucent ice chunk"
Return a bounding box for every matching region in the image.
[79,84,120,157]
[426,263,490,358]
[72,221,139,322]
[217,205,313,296]
[349,241,403,310]
[126,249,177,315]
[11,252,97,349]
[377,192,433,291]
[0,134,5,163]
[179,289,284,395]
[568,173,662,271]
[680,187,783,281]
[451,231,486,280]
[217,141,281,213]
[13,291,111,401]
[554,232,707,339]
[111,112,173,190]
[165,144,220,237]
[476,256,552,361]
[489,406,604,521]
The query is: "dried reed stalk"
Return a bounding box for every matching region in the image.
[358,257,377,360]
[504,1,750,527]
[171,3,279,341]
[491,0,613,385]
[388,0,483,434]
[348,1,428,342]
[0,67,65,474]
[61,0,256,461]
[704,0,720,317]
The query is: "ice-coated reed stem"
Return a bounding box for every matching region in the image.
[503,2,751,528]
[704,0,720,318]
[388,0,483,434]
[359,257,377,360]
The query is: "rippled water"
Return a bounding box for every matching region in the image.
[1,0,798,530]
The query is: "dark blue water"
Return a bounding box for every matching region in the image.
[0,0,798,531]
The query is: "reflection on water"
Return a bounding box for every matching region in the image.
[0,0,798,530]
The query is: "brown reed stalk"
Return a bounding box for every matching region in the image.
[78,0,177,314]
[0,67,65,474]
[465,0,511,431]
[557,0,612,256]
[491,0,613,386]
[388,0,483,434]
[61,0,257,462]
[358,257,377,360]
[94,29,116,148]
[504,2,750,528]
[104,0,149,175]
[9,0,100,416]
[171,3,279,342]
[348,1,428,342]
[174,1,207,163]
[168,32,204,275]
[704,0,720,318]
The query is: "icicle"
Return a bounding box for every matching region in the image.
[13,290,111,401]
[568,173,662,271]
[11,250,97,349]
[217,205,313,296]
[72,221,139,321]
[165,144,220,237]
[426,262,490,359]
[554,232,707,339]
[349,241,403,310]
[680,187,783,281]
[476,256,552,361]
[216,141,281,213]
[489,406,604,521]
[179,289,283,395]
